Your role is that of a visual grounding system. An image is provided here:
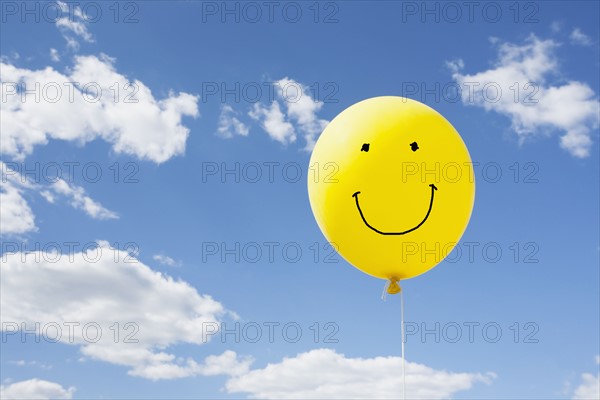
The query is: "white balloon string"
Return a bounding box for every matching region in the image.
[381,280,389,302]
[401,286,406,400]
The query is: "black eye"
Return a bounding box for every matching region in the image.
[410,142,419,152]
[361,143,370,152]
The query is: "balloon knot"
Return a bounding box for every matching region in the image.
[387,279,401,295]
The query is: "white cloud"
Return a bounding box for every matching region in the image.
[0,241,227,380]
[217,104,249,138]
[249,101,296,145]
[1,52,19,62]
[56,18,93,44]
[247,78,329,150]
[573,373,600,399]
[0,162,117,236]
[200,350,254,377]
[39,190,55,203]
[0,161,40,236]
[64,36,79,51]
[573,356,600,399]
[0,379,74,400]
[570,28,593,46]
[275,78,330,151]
[49,48,60,62]
[54,2,93,50]
[1,54,199,163]
[448,34,599,158]
[10,360,52,370]
[0,178,37,236]
[50,179,118,220]
[152,254,182,267]
[551,21,562,33]
[224,348,495,399]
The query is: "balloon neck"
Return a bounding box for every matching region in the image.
[387,279,401,295]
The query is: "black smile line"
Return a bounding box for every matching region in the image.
[352,184,438,235]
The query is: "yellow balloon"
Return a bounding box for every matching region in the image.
[308,96,475,282]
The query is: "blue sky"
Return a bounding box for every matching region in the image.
[1,1,599,399]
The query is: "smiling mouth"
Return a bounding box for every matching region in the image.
[352,184,438,235]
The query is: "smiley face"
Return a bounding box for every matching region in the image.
[308,97,475,281]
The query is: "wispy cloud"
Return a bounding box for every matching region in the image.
[55,1,94,50]
[245,78,329,150]
[56,18,93,44]
[10,360,53,370]
[275,78,330,151]
[1,162,118,236]
[551,21,562,33]
[152,254,182,267]
[50,179,118,220]
[448,34,599,158]
[217,104,250,138]
[50,48,60,62]
[570,28,593,46]
[249,101,297,145]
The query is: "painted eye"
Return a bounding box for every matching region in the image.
[410,142,419,152]
[361,143,370,152]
